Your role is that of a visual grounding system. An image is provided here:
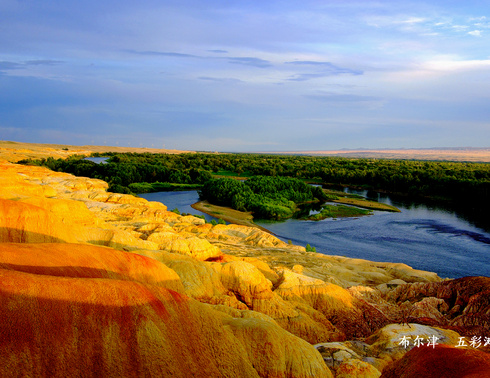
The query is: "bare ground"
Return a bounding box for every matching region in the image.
[191,200,274,234]
[0,140,194,162]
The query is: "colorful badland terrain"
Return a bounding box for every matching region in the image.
[1,142,490,377]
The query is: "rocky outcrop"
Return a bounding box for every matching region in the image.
[0,242,332,377]
[1,160,489,376]
[0,162,337,377]
[380,344,490,378]
[365,323,461,365]
[315,323,465,376]
[274,268,390,339]
[0,198,79,243]
[384,277,490,338]
[0,242,185,292]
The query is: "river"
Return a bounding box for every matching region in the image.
[139,190,490,279]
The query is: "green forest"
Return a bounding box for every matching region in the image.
[20,152,490,220]
[199,176,328,219]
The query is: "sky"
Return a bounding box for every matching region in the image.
[1,0,490,152]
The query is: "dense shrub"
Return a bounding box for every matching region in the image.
[199,176,325,220]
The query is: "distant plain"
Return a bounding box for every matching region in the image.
[1,141,490,163]
[266,148,490,162]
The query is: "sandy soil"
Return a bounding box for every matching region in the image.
[0,140,193,162]
[191,200,274,233]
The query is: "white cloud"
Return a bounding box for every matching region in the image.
[379,56,490,89]
[364,15,428,29]
[452,25,469,31]
[399,17,426,25]
[424,58,490,71]
[468,30,482,37]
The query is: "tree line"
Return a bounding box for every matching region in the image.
[19,151,490,214]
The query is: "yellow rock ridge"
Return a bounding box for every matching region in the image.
[3,160,486,377]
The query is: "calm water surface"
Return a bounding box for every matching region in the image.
[85,157,109,164]
[140,190,490,279]
[139,191,220,223]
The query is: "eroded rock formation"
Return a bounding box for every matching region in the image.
[1,160,489,377]
[380,344,490,378]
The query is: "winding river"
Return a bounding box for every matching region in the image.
[139,190,490,279]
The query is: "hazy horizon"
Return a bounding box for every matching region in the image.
[1,1,490,152]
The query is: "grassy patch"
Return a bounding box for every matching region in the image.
[213,170,252,179]
[307,204,372,220]
[322,188,400,212]
[129,181,202,193]
[333,197,400,212]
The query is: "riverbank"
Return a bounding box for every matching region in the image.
[193,189,399,229]
[3,160,490,376]
[307,204,373,220]
[191,200,274,234]
[332,196,401,212]
[193,193,399,231]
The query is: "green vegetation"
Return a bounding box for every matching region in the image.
[332,197,400,212]
[323,193,340,201]
[305,244,316,252]
[19,151,490,220]
[18,153,212,194]
[128,182,201,193]
[307,204,373,221]
[214,169,252,178]
[199,176,328,220]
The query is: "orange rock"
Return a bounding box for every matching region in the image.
[275,268,389,339]
[380,344,490,378]
[158,237,222,260]
[211,262,344,343]
[141,250,248,309]
[0,268,232,377]
[19,196,99,226]
[0,242,333,377]
[386,277,490,337]
[225,316,333,378]
[336,358,381,378]
[365,323,462,364]
[0,243,184,293]
[0,198,77,243]
[216,260,274,305]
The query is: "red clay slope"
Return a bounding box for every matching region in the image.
[0,243,251,377]
[381,344,490,378]
[0,242,331,377]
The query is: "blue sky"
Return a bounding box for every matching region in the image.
[1,0,490,151]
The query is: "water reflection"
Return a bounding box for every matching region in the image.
[343,187,490,233]
[84,157,109,164]
[138,189,490,279]
[138,191,220,223]
[256,188,490,279]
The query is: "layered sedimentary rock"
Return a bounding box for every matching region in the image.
[380,344,490,378]
[1,160,489,377]
[0,243,330,377]
[315,323,463,375]
[384,277,490,339]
